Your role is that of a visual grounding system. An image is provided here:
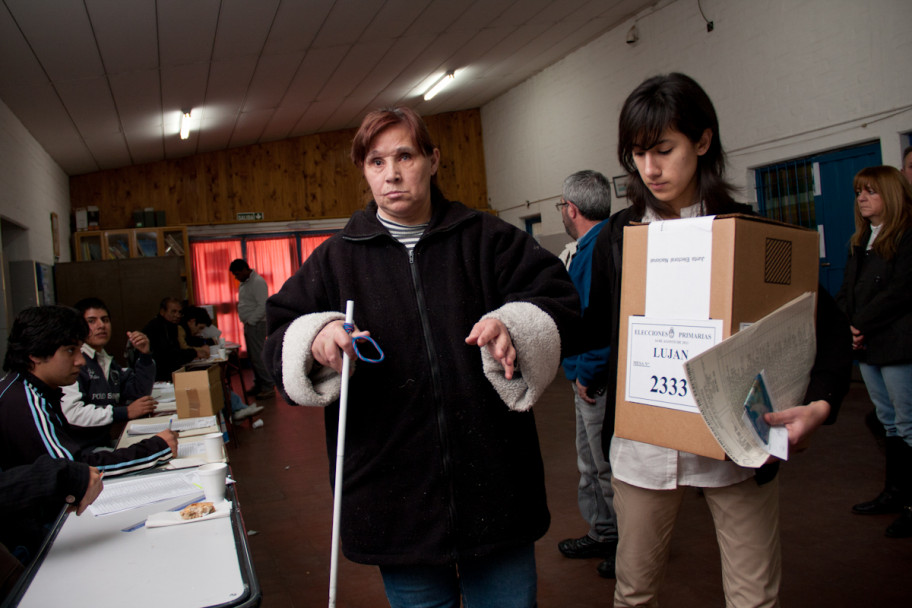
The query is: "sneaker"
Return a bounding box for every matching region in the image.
[255,387,276,400]
[557,535,617,559]
[233,404,264,421]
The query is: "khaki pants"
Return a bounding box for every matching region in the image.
[613,476,781,608]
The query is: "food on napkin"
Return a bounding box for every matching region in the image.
[180,501,215,520]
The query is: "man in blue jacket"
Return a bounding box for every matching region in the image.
[555,170,617,578]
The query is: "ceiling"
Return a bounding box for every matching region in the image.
[0,0,654,177]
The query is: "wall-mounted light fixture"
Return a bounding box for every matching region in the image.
[626,24,639,45]
[423,71,456,101]
[179,109,192,140]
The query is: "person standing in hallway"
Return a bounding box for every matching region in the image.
[554,170,618,579]
[585,73,852,607]
[265,106,581,608]
[836,165,912,537]
[229,259,274,400]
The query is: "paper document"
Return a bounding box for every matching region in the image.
[153,400,177,414]
[645,216,715,319]
[177,442,208,459]
[127,415,218,435]
[625,317,723,413]
[151,382,175,400]
[741,372,789,461]
[89,471,201,516]
[684,292,817,467]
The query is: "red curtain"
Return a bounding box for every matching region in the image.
[191,240,244,348]
[299,234,331,263]
[190,234,330,355]
[246,237,299,298]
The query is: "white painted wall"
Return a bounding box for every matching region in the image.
[0,97,71,264]
[482,0,912,249]
[0,97,71,360]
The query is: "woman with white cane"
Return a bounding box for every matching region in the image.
[265,106,582,607]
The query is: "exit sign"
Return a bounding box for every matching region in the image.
[237,212,264,221]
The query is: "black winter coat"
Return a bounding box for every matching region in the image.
[265,198,581,566]
[836,228,912,365]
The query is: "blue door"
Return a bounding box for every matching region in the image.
[756,142,882,295]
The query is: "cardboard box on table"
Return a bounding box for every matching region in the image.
[173,363,224,419]
[615,214,819,459]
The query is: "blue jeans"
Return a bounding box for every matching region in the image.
[379,543,537,608]
[859,362,912,445]
[572,385,618,542]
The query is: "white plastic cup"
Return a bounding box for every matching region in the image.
[197,462,228,503]
[203,432,224,463]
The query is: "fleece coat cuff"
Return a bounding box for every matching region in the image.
[479,302,561,412]
[281,312,351,406]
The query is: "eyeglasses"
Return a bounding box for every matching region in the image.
[555,200,570,211]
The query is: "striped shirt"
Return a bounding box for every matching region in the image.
[378,213,427,250]
[0,371,173,477]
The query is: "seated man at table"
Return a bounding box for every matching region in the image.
[0,306,177,477]
[143,297,199,381]
[178,305,214,359]
[180,306,264,421]
[61,297,158,450]
[1,455,104,601]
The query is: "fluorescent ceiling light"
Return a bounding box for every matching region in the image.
[179,110,192,140]
[423,71,456,101]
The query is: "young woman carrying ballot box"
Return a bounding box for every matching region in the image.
[585,73,852,607]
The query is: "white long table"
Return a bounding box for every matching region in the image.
[5,470,260,607]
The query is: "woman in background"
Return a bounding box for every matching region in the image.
[837,165,912,538]
[586,73,851,607]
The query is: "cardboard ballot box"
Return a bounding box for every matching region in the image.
[173,363,224,419]
[615,214,819,459]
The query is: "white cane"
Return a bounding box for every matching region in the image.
[328,300,354,608]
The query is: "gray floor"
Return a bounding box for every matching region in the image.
[226,372,912,607]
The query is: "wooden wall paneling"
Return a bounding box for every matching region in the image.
[426,109,489,210]
[55,256,184,363]
[303,129,361,217]
[69,109,489,231]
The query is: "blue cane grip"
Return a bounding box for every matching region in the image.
[342,322,385,363]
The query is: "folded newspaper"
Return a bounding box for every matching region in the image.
[683,292,816,467]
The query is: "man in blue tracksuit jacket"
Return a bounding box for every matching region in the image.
[555,170,617,579]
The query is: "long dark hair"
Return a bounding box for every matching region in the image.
[849,166,912,260]
[618,73,736,217]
